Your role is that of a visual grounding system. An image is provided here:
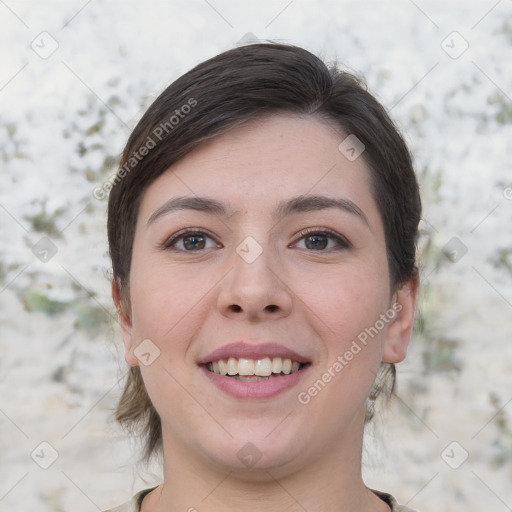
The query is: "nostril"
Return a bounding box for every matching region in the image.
[227,304,280,313]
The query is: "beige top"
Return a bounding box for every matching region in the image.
[103,488,419,511]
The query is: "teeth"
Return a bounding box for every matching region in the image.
[238,358,255,376]
[231,375,272,381]
[271,357,282,374]
[207,356,303,377]
[255,357,272,376]
[227,357,238,375]
[218,359,228,375]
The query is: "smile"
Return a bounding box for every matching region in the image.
[198,341,311,398]
[206,357,305,381]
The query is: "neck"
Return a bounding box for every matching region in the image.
[143,416,389,512]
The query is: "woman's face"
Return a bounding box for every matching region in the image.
[119,114,416,475]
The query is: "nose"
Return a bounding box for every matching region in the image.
[217,244,293,322]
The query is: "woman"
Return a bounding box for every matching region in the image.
[105,43,421,512]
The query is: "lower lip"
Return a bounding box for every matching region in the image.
[200,366,310,399]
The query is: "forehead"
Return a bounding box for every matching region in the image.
[137,114,381,227]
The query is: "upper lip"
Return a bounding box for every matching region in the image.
[197,341,310,365]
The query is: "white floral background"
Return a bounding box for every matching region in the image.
[1,1,511,511]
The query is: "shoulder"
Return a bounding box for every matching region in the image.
[102,488,155,512]
[372,490,420,512]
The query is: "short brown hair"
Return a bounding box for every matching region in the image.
[107,43,421,461]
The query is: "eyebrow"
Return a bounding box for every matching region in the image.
[147,194,371,228]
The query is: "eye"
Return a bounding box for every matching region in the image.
[292,228,350,251]
[163,229,220,251]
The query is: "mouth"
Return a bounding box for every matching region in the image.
[204,357,309,381]
[198,341,312,399]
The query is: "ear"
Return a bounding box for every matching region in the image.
[112,278,139,367]
[382,270,419,363]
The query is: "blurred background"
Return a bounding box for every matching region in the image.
[1,1,511,510]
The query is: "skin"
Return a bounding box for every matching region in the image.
[113,114,418,512]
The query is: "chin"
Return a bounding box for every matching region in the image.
[194,423,309,477]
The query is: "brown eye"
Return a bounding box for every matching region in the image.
[293,229,350,251]
[163,230,219,251]
[182,234,206,250]
[304,234,328,250]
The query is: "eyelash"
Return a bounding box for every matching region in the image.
[161,227,350,252]
[293,227,350,250]
[161,228,219,251]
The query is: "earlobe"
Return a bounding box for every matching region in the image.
[111,279,139,367]
[382,271,419,364]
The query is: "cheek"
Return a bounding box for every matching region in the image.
[127,258,212,418]
[127,251,205,348]
[130,236,206,312]
[292,261,389,339]
[294,267,389,431]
